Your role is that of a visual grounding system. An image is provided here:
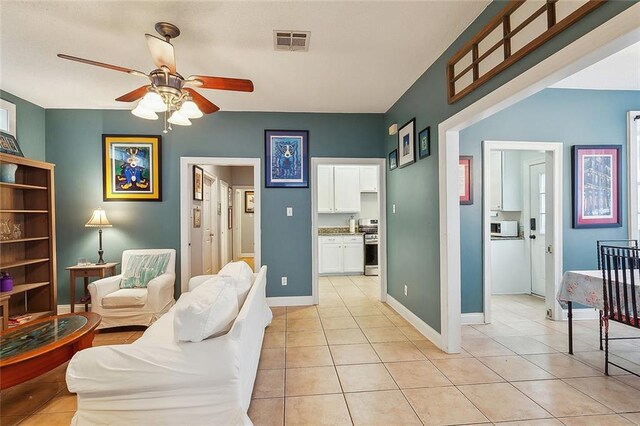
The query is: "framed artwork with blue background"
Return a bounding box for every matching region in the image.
[389,150,398,170]
[265,130,309,188]
[418,126,430,159]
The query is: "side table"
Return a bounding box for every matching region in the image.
[66,263,119,313]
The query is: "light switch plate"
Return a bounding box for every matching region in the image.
[392,204,396,214]
[286,207,293,216]
[281,277,288,286]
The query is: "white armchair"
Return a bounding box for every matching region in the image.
[88,249,176,329]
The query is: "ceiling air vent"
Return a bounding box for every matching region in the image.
[273,31,310,52]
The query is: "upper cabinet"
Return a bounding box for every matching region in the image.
[490,151,522,212]
[359,166,378,192]
[318,165,361,213]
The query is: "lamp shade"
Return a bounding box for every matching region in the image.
[168,110,192,126]
[85,208,112,228]
[179,100,203,119]
[140,91,168,113]
[132,103,159,120]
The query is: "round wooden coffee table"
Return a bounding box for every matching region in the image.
[0,312,101,389]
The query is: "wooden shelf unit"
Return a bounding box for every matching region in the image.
[0,153,57,325]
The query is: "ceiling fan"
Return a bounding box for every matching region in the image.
[58,22,254,132]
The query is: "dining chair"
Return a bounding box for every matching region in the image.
[600,244,640,376]
[596,239,638,349]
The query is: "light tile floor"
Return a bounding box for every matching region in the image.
[2,278,640,425]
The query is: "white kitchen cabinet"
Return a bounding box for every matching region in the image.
[317,165,335,213]
[489,151,522,212]
[333,166,361,213]
[359,166,378,192]
[319,236,343,274]
[490,239,528,294]
[490,151,503,211]
[318,235,364,274]
[343,235,364,273]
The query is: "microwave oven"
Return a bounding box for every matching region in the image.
[490,221,518,237]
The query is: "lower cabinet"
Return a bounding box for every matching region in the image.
[491,239,528,294]
[319,235,364,274]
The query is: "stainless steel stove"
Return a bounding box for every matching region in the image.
[358,219,378,276]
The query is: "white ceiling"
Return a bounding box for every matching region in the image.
[0,1,489,113]
[552,41,640,91]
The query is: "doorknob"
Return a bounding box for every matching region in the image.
[529,234,536,239]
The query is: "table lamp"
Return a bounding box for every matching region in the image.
[85,208,112,265]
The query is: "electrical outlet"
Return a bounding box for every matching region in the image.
[404,285,408,296]
[393,204,396,214]
[281,277,288,286]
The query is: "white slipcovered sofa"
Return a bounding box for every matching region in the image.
[67,264,271,425]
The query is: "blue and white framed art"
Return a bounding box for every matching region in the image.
[397,118,416,168]
[265,129,309,188]
[418,126,430,159]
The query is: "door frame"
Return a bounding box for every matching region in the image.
[523,157,546,297]
[311,157,387,304]
[220,179,231,267]
[180,157,261,293]
[233,185,255,258]
[628,111,640,241]
[482,142,562,324]
[437,6,640,353]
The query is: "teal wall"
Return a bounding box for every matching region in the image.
[460,88,640,313]
[0,91,46,161]
[383,1,636,332]
[45,110,384,304]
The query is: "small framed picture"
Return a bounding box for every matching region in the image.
[245,190,255,213]
[228,207,233,229]
[193,207,201,228]
[459,156,473,205]
[397,118,416,168]
[0,131,23,157]
[418,127,430,159]
[389,150,398,170]
[193,165,203,201]
[572,145,621,228]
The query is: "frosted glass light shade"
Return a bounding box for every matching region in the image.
[85,208,112,228]
[140,92,168,112]
[179,100,203,119]
[168,111,192,126]
[132,104,158,120]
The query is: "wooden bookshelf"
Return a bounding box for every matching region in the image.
[0,153,57,326]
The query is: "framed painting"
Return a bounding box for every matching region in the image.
[459,156,473,205]
[389,150,398,170]
[265,129,309,188]
[245,190,255,213]
[193,207,201,228]
[572,145,621,228]
[418,126,430,159]
[0,131,23,157]
[397,118,416,168]
[193,165,203,201]
[102,135,162,201]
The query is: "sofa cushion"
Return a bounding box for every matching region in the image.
[120,253,170,289]
[218,261,254,306]
[102,288,148,308]
[173,276,239,342]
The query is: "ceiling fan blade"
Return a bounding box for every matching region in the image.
[188,75,254,92]
[145,34,176,73]
[57,54,145,76]
[184,88,220,114]
[115,85,150,102]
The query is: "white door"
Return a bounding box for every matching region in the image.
[529,162,546,297]
[220,180,230,267]
[317,165,334,213]
[334,166,360,212]
[202,175,217,275]
[359,166,378,192]
[319,237,343,274]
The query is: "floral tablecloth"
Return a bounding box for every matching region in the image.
[557,269,640,311]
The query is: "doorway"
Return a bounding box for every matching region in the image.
[233,185,255,268]
[311,157,387,305]
[179,157,261,293]
[482,141,562,325]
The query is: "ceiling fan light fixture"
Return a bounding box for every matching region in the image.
[131,103,158,120]
[168,110,192,126]
[140,91,168,112]
[179,99,203,119]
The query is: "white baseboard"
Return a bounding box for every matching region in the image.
[386,294,442,349]
[461,313,485,325]
[267,296,314,307]
[57,304,88,314]
[561,307,600,321]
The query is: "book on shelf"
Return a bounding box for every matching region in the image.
[8,313,32,325]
